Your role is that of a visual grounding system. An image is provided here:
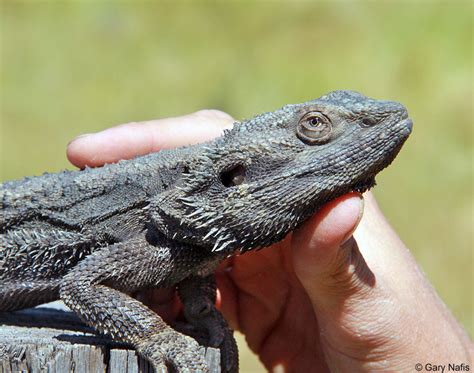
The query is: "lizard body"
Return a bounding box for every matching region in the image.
[0,91,412,372]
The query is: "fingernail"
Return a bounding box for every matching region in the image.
[67,133,92,146]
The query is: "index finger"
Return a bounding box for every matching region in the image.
[67,109,235,168]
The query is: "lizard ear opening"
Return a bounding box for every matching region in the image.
[220,164,246,187]
[296,111,332,145]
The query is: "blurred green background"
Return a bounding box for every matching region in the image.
[1,1,472,371]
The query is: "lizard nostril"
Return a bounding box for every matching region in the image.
[361,117,380,127]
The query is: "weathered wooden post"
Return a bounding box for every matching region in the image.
[0,305,220,373]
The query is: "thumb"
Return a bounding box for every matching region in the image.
[291,193,372,313]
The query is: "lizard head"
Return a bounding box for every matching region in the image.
[151,90,412,253]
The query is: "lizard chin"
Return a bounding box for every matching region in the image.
[351,177,376,193]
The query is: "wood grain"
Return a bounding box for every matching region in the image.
[0,306,220,373]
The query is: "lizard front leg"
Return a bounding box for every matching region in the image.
[60,236,208,372]
[178,275,238,373]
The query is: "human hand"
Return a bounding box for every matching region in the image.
[68,111,473,372]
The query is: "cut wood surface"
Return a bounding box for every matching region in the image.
[0,303,220,373]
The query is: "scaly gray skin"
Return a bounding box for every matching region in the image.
[0,91,412,372]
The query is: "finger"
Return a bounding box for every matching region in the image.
[215,269,240,331]
[291,193,367,312]
[67,109,235,168]
[135,288,182,324]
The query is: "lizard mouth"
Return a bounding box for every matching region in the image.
[349,117,412,195]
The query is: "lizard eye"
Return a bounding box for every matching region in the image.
[220,164,246,187]
[296,111,332,144]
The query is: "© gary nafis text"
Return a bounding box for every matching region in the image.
[422,363,470,372]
